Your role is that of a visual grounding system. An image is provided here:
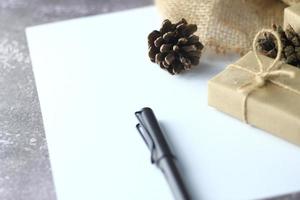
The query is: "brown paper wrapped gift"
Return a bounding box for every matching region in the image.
[208,30,300,146]
[284,3,300,32]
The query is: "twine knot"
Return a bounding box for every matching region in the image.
[230,29,296,123]
[255,73,267,88]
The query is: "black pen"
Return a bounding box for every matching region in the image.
[135,107,191,200]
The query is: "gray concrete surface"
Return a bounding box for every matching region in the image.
[0,1,152,200]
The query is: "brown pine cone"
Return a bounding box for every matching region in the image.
[148,19,204,75]
[257,24,300,68]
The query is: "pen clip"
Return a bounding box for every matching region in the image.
[135,111,156,164]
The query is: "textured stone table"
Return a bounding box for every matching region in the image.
[0,1,299,200]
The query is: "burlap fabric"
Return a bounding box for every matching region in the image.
[155,0,299,54]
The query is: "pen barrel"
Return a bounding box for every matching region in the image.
[158,157,191,200]
[135,107,191,199]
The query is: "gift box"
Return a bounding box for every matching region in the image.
[284,3,300,32]
[208,37,300,146]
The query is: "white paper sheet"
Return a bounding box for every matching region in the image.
[26,6,300,200]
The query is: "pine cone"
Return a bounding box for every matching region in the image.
[148,19,204,75]
[258,24,300,68]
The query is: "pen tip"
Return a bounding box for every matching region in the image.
[142,107,153,112]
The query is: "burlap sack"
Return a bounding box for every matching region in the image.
[155,0,291,54]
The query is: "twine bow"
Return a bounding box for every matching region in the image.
[229,29,296,123]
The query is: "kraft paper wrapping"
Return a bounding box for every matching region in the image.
[208,51,300,146]
[283,0,300,5]
[284,3,300,32]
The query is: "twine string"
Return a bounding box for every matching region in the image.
[229,29,296,123]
